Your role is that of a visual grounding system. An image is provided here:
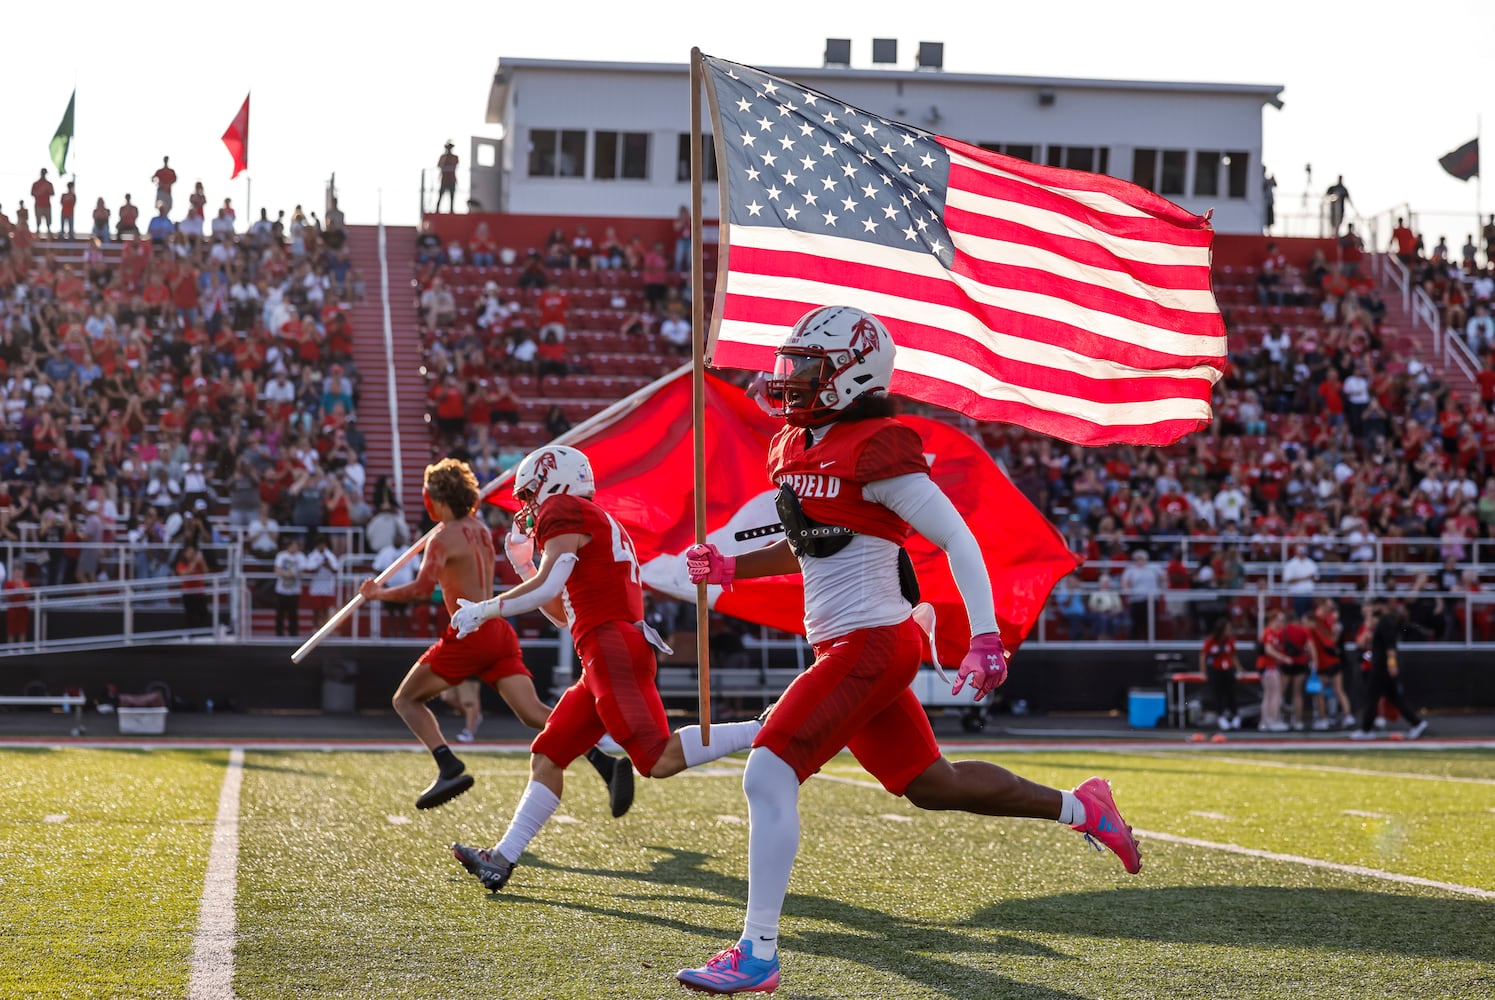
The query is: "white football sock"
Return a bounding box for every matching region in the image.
[741,748,800,960]
[678,720,760,768]
[494,781,560,864]
[1057,790,1085,826]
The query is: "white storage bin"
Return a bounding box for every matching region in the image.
[117,707,168,735]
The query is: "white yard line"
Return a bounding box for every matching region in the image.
[188,747,243,1000]
[1138,830,1495,900]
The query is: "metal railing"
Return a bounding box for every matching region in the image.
[4,532,1495,657]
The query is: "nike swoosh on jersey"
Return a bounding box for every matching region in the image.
[818,461,835,468]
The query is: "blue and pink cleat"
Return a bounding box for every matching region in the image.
[677,941,780,995]
[1071,777,1142,874]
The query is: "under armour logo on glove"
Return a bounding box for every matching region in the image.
[951,632,1008,701]
[685,543,736,589]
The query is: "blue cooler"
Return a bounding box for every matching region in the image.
[1128,689,1166,729]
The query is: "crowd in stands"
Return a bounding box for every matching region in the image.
[6,161,1495,651]
[415,220,691,486]
[0,160,380,635]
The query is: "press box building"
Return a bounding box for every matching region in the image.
[468,46,1283,235]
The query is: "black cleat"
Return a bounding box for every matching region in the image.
[416,768,474,810]
[607,758,635,818]
[585,746,635,818]
[451,842,515,891]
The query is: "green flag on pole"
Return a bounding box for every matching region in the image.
[50,90,75,176]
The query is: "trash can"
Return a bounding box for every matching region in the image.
[321,659,358,714]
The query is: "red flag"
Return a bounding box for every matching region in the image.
[701,55,1225,447]
[222,94,250,179]
[1438,137,1479,181]
[485,368,1078,665]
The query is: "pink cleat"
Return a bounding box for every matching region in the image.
[1071,777,1142,874]
[677,941,780,995]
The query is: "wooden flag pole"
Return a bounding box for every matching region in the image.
[690,47,712,744]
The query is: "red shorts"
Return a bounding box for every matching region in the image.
[532,620,670,774]
[417,618,528,687]
[757,616,938,795]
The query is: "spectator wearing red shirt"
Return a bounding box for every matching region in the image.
[1280,613,1317,731]
[1256,610,1290,731]
[535,280,570,341]
[1200,618,1242,730]
[152,156,177,214]
[59,182,76,241]
[430,374,467,443]
[30,169,55,236]
[117,195,140,239]
[1388,217,1419,266]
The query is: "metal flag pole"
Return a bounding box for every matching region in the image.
[291,365,693,664]
[689,46,712,744]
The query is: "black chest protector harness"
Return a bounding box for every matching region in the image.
[738,483,920,604]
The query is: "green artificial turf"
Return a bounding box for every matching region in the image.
[2,746,1491,999]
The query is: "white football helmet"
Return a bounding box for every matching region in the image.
[513,445,595,529]
[767,305,896,427]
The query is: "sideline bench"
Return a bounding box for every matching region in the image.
[1166,672,1261,728]
[0,694,88,736]
[656,665,803,716]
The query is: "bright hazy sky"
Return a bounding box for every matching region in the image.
[1,1,1490,240]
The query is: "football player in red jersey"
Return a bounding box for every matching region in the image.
[677,306,1140,996]
[446,445,764,892]
[358,458,631,815]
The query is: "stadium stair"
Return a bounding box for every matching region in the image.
[345,224,430,518]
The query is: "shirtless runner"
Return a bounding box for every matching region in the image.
[358,457,632,815]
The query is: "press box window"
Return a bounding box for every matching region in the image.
[527,129,587,177]
[1044,145,1109,175]
[676,134,720,182]
[977,142,1037,163]
[595,131,650,180]
[1132,147,1187,195]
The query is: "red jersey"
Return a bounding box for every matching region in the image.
[1311,610,1341,666]
[534,493,644,641]
[1257,625,1283,669]
[1282,622,1312,666]
[766,417,927,543]
[1202,634,1237,672]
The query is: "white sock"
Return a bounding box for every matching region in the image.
[678,720,761,768]
[494,781,560,864]
[1057,790,1085,827]
[740,748,799,960]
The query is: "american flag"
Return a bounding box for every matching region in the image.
[700,55,1227,447]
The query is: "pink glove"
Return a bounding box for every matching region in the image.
[685,543,735,589]
[952,632,1008,701]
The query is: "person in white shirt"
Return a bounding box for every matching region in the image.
[1342,365,1371,437]
[1281,542,1318,615]
[273,537,307,637]
[1119,549,1165,639]
[1212,478,1250,526]
[245,502,281,562]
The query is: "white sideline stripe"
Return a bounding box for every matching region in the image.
[189,747,243,1000]
[1136,752,1495,786]
[808,771,1495,900]
[1137,830,1495,900]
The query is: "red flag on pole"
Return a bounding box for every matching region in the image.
[222,94,250,179]
[700,55,1226,448]
[485,367,1077,664]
